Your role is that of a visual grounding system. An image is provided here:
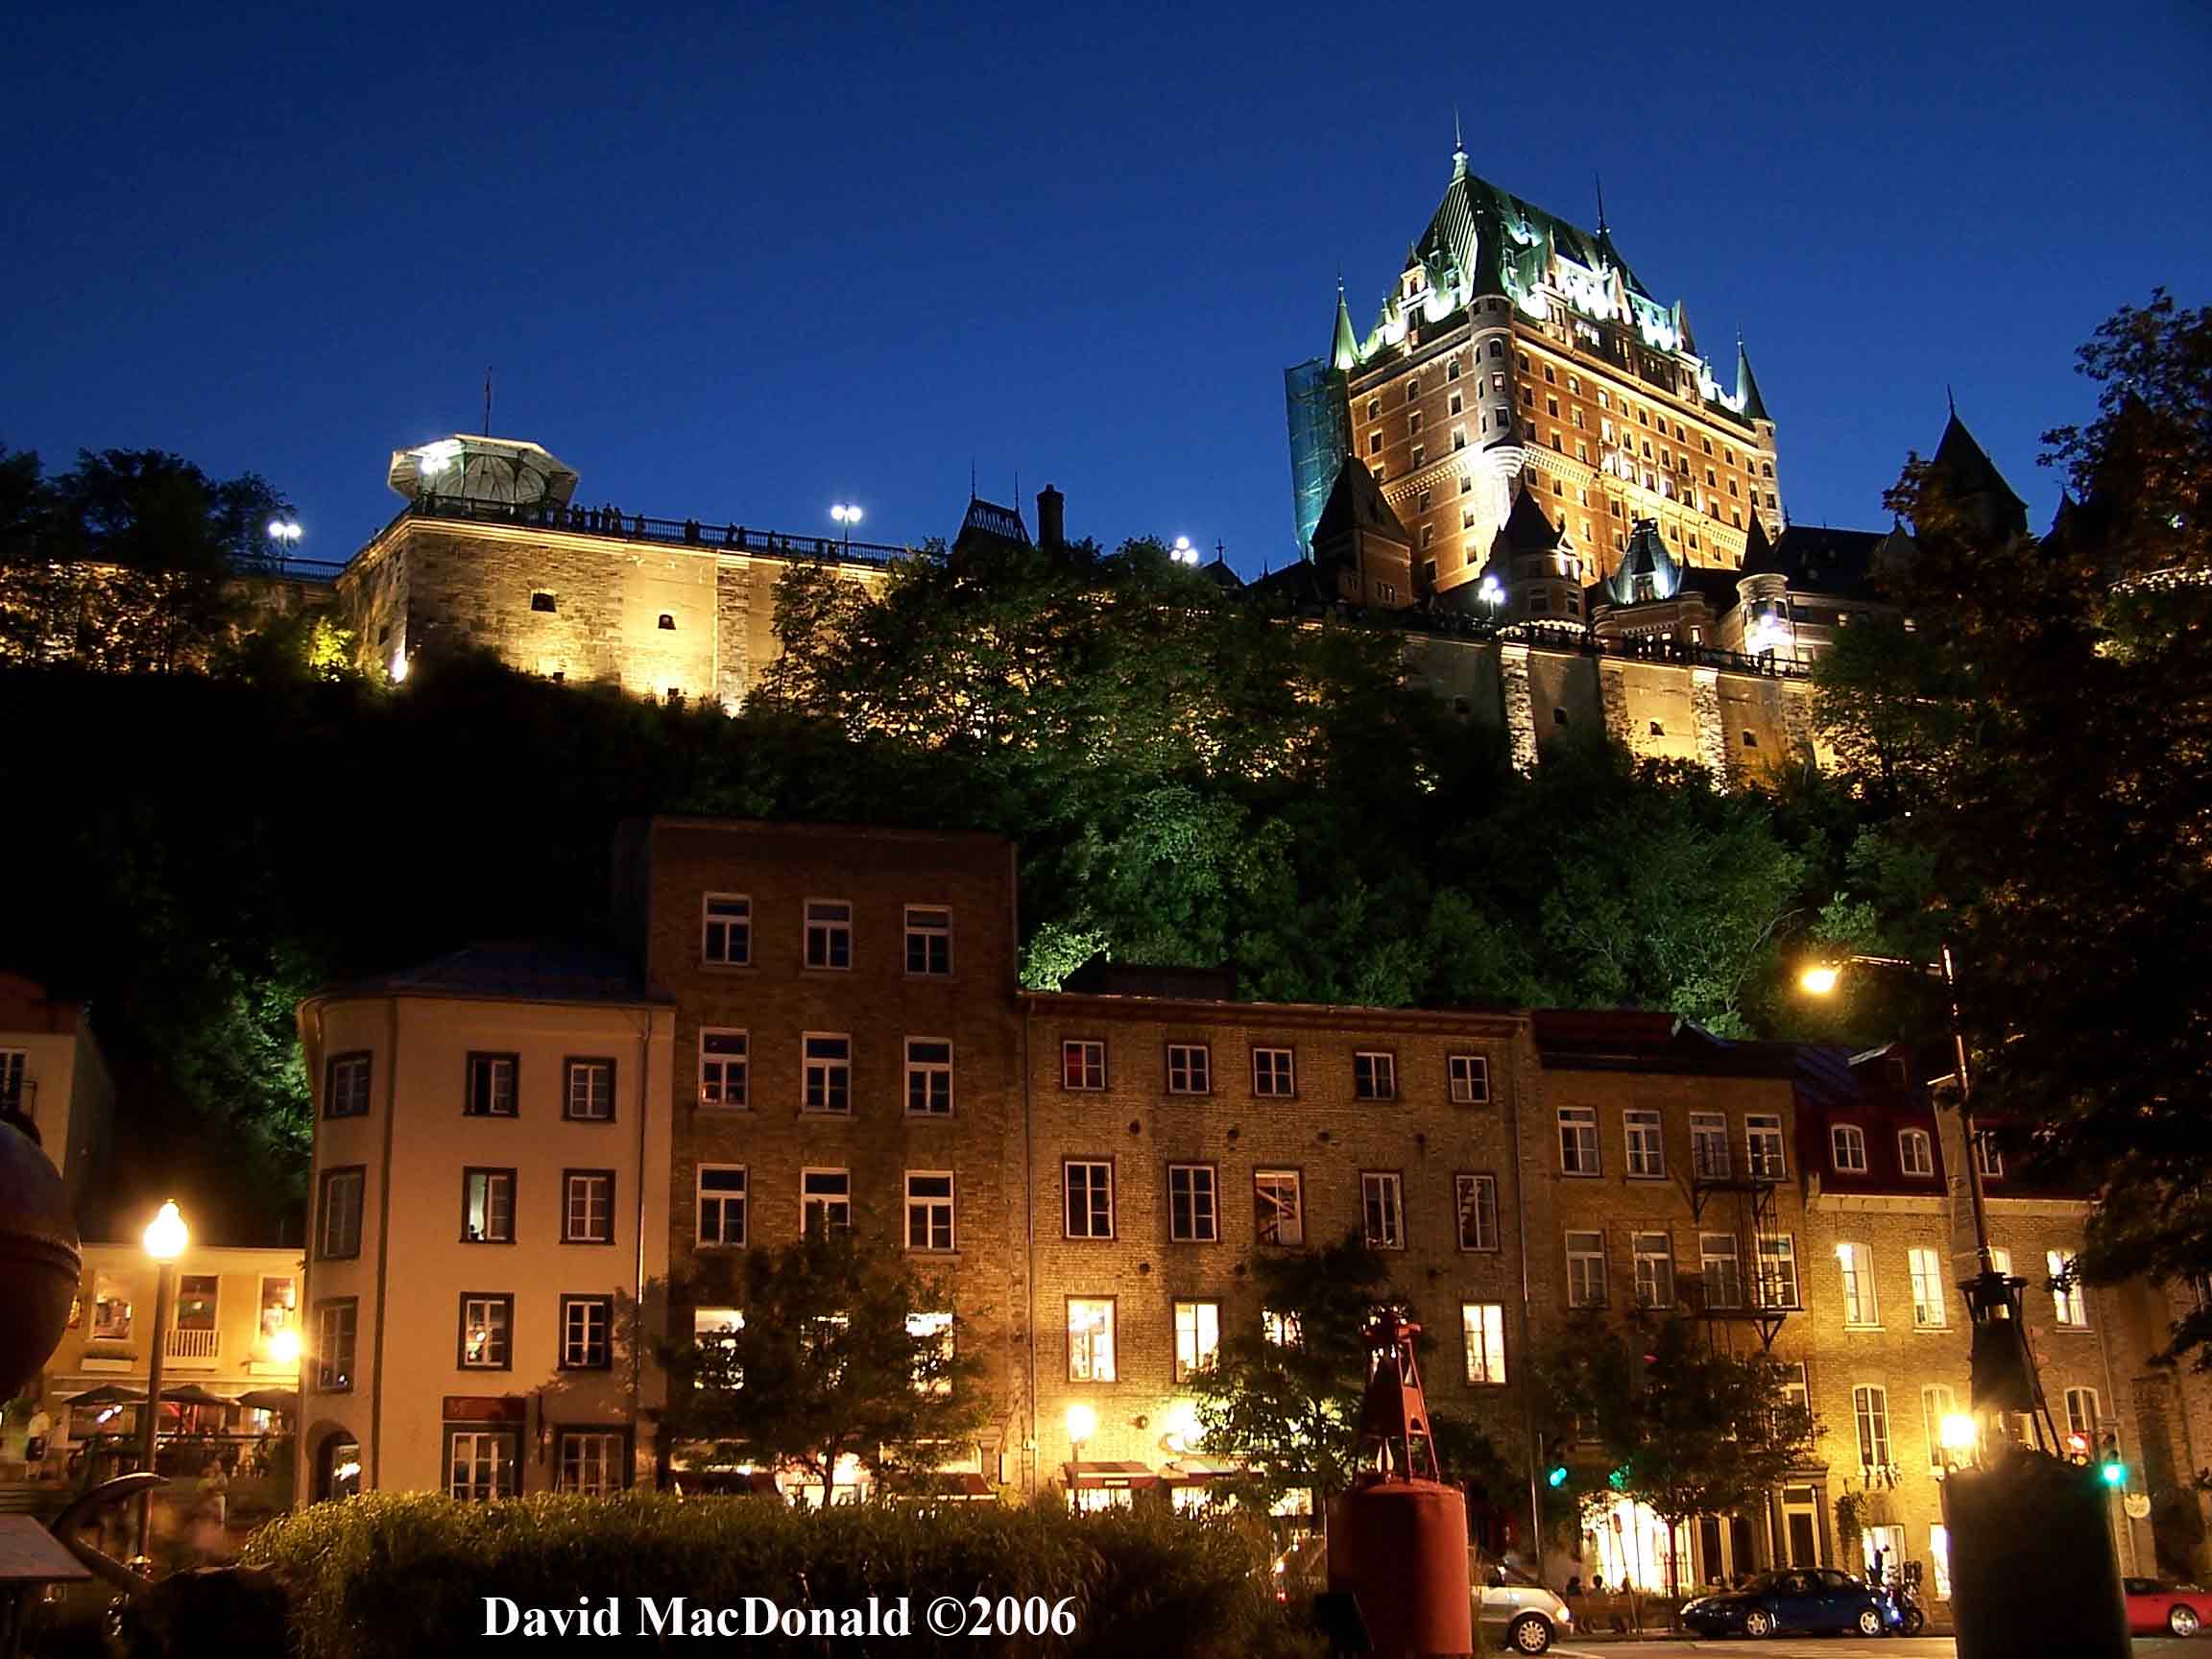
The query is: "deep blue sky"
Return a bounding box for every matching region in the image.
[4,1,2205,576]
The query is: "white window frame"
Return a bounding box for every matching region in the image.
[1567,1231,1607,1308]
[1921,1383,1958,1471]
[565,1057,615,1121]
[903,904,952,975]
[1354,1051,1397,1101]
[448,1429,517,1501]
[1462,1303,1506,1384]
[326,1051,372,1118]
[696,1165,748,1248]
[1068,1297,1116,1382]
[2050,1250,2089,1327]
[800,1167,851,1235]
[1173,1299,1220,1382]
[1252,1046,1296,1097]
[460,1167,512,1244]
[1448,1053,1489,1104]
[557,1429,624,1495]
[2064,1386,2102,1439]
[802,1032,852,1114]
[1756,1231,1800,1308]
[1360,1171,1405,1250]
[1909,1246,1948,1327]
[1065,1160,1115,1239]
[1559,1106,1600,1176]
[1853,1383,1893,1473]
[1455,1173,1498,1252]
[702,892,752,966]
[1166,1043,1212,1095]
[1255,1169,1304,1246]
[1633,1232,1674,1310]
[904,1037,953,1117]
[1898,1128,1935,1178]
[904,1171,955,1252]
[1838,1241,1879,1327]
[803,898,853,971]
[459,1295,511,1369]
[1832,1124,1868,1173]
[1691,1111,1730,1178]
[698,1028,748,1109]
[560,1296,612,1370]
[313,1300,355,1391]
[1974,1133,2005,1179]
[1746,1113,1787,1178]
[564,1171,613,1243]
[1167,1163,1219,1243]
[319,1167,364,1259]
[1624,1109,1665,1178]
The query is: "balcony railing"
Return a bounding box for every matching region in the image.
[164,1328,219,1360]
[392,494,915,566]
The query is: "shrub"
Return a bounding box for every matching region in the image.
[244,1493,1320,1658]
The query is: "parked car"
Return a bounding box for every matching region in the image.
[1681,1568,1903,1638]
[1475,1563,1573,1654]
[2125,1575,2207,1637]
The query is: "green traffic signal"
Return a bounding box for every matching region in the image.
[1547,1465,1569,1489]
[2100,1459,2128,1489]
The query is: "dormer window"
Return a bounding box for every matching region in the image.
[1634,576,1655,602]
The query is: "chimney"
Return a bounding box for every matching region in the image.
[1037,484,1066,549]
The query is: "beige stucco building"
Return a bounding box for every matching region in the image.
[0,972,115,1224]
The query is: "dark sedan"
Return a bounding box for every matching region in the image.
[1681,1568,1903,1639]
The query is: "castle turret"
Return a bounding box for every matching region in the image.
[1926,409,2030,544]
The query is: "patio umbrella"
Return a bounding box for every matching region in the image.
[235,1389,298,1416]
[62,1384,143,1407]
[158,1384,232,1407]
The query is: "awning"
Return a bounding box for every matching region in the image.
[1062,1460,1160,1490]
[1163,1457,1244,1484]
[160,1384,233,1407]
[236,1388,299,1415]
[64,1385,144,1407]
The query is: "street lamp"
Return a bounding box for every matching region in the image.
[830,503,863,550]
[1066,1402,1096,1464]
[1170,535,1200,566]
[267,1326,301,1369]
[264,517,302,567]
[136,1200,187,1561]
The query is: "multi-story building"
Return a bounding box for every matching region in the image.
[293,948,676,1503]
[0,971,115,1223]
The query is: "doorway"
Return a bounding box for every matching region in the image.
[1782,1486,1821,1566]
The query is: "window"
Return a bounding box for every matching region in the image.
[804,899,853,970]
[1838,1242,1879,1326]
[560,1296,613,1369]
[1756,1232,1800,1308]
[1368,431,1382,455]
[465,1052,517,1118]
[1252,1047,1295,1097]
[565,1058,614,1121]
[1899,1128,1935,1177]
[1168,1164,1218,1242]
[1065,1161,1114,1239]
[1255,1170,1304,1246]
[312,1299,355,1391]
[658,613,675,631]
[2050,1250,2088,1326]
[564,1171,613,1244]
[325,1052,372,1118]
[1410,444,1425,469]
[1361,1171,1405,1249]
[1624,1109,1664,1177]
[459,1294,513,1369]
[530,591,557,613]
[447,1428,518,1501]
[557,1429,625,1494]
[803,1034,852,1113]
[1929,1525,1953,1599]
[1832,1124,1868,1173]
[1462,1303,1506,1383]
[1367,398,1381,420]
[1559,1106,1599,1175]
[1746,1113,1787,1178]
[905,1038,953,1116]
[699,1029,748,1108]
[1455,1173,1499,1252]
[905,1171,955,1251]
[1262,1309,1302,1347]
[1567,1232,1607,1307]
[1853,1384,1893,1472]
[801,1168,851,1235]
[258,1275,295,1340]
[1989,1246,2013,1279]
[1698,1238,1734,1309]
[1062,1040,1106,1091]
[1922,1384,1958,1469]
[1354,1051,1397,1100]
[1068,1298,1116,1381]
[461,1167,514,1243]
[1691,1113,1730,1179]
[907,1310,954,1394]
[697,1166,747,1247]
[318,1166,364,1259]
[1173,1300,1220,1382]
[1633,1233,1674,1309]
[2064,1386,2102,1439]
[702,894,751,965]
[1909,1246,1947,1327]
[1166,1043,1212,1094]
[902,905,952,974]
[1447,1053,1489,1104]
[1974,1134,2005,1179]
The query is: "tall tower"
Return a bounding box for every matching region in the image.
[1289,145,1786,609]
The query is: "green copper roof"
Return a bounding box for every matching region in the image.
[1735,341,1770,424]
[1332,285,1359,373]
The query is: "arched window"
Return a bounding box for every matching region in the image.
[1487,340,1504,360]
[1898,1129,1935,1178]
[1832,1124,1868,1173]
[657,613,675,631]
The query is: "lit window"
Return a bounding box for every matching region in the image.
[448,1428,517,1500]
[1455,1173,1498,1251]
[1166,1043,1212,1095]
[560,1296,613,1370]
[908,1310,954,1395]
[1566,1232,1606,1307]
[1899,1129,1934,1177]
[801,1168,851,1235]
[1065,1161,1114,1239]
[1922,1383,1957,1470]
[325,1052,372,1118]
[804,900,853,970]
[1462,1303,1506,1383]
[1173,1300,1220,1382]
[459,1294,513,1369]
[1361,1171,1405,1249]
[1062,1040,1106,1091]
[1068,1298,1116,1381]
[1832,1124,1868,1173]
[2051,1251,2089,1327]
[1559,1106,1599,1175]
[905,1171,955,1251]
[697,1166,748,1247]
[1838,1241,1879,1326]
[699,1029,748,1108]
[1853,1383,1892,1472]
[2064,1386,2102,1439]
[1354,1051,1397,1100]
[803,1034,852,1113]
[1168,1164,1218,1242]
[1746,1114,1787,1178]
[1756,1232,1800,1308]
[1448,1053,1489,1104]
[1909,1246,1947,1327]
[460,1167,512,1244]
[903,905,952,975]
[1262,1309,1302,1347]
[564,1171,613,1243]
[1252,1046,1295,1097]
[905,1038,952,1116]
[1624,1109,1664,1177]
[1255,1170,1304,1246]
[565,1058,614,1121]
[1633,1233,1674,1309]
[464,1052,517,1118]
[702,894,751,965]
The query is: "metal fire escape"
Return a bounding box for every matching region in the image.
[1684,1128,1789,1351]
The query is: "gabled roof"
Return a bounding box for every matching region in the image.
[1604,518,1683,604]
[1928,412,2029,532]
[1735,341,1770,423]
[1495,489,1564,555]
[1765,525,1895,600]
[315,946,665,1007]
[1739,513,1785,577]
[1313,456,1410,548]
[956,497,1030,548]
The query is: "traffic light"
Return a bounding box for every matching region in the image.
[1545,1438,1570,1489]
[2098,1432,2128,1489]
[1547,1464,1570,1489]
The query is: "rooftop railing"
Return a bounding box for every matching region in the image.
[391,493,915,565]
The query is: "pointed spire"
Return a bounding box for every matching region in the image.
[1332,276,1359,373]
[1735,336,1770,423]
[1452,107,1467,178]
[1594,174,1608,233]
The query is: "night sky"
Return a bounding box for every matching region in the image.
[4,1,2205,577]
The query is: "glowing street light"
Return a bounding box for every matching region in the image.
[1798,963,1841,997]
[1478,574,1505,608]
[1066,1402,1097,1457]
[267,1326,302,1369]
[830,503,864,550]
[1170,535,1200,566]
[137,1200,188,1558]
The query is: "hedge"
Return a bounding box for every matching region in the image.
[243,1493,1323,1658]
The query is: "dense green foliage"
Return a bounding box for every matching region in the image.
[659,1230,992,1503]
[244,1490,1319,1658]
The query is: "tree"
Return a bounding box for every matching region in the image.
[1539,1314,1815,1593]
[660,1228,991,1505]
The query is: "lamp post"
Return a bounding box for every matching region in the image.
[136,1200,187,1562]
[264,517,302,569]
[1169,536,1199,566]
[1065,1403,1096,1507]
[830,503,863,551]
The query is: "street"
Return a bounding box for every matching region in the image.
[1553,1642,2199,1658]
